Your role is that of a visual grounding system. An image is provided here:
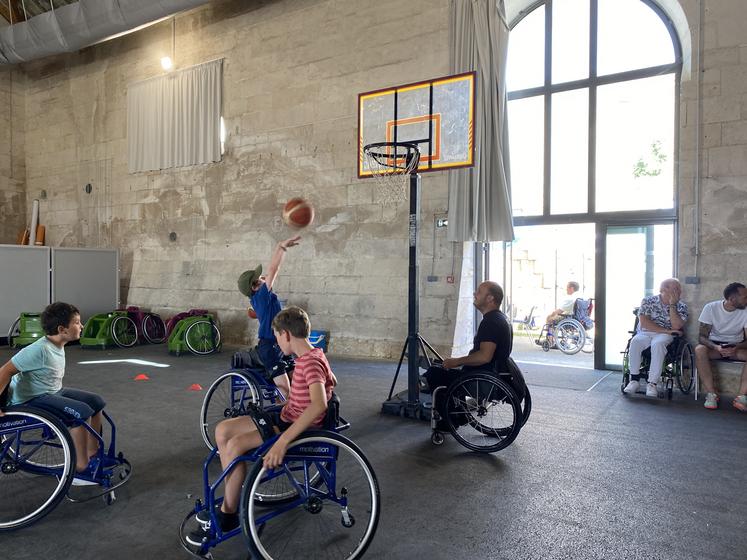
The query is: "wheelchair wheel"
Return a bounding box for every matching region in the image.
[185,320,221,355]
[142,313,166,344]
[444,373,522,453]
[676,342,695,394]
[6,316,20,347]
[200,371,261,451]
[0,407,75,531]
[240,431,380,560]
[111,316,138,348]
[555,320,585,355]
[621,343,631,393]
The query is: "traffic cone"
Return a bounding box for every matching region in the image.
[188,383,203,391]
[134,373,150,381]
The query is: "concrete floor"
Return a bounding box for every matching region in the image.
[2,343,747,560]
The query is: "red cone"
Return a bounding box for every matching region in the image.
[134,373,150,381]
[188,383,203,391]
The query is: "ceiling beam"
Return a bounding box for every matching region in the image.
[0,0,27,24]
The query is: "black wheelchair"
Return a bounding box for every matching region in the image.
[423,358,531,453]
[534,298,594,355]
[621,308,695,400]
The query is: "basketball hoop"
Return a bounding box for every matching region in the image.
[363,142,420,205]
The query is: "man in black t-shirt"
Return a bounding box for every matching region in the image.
[423,281,512,390]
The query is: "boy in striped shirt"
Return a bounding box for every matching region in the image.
[188,306,336,545]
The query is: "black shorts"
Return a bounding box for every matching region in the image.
[264,406,292,432]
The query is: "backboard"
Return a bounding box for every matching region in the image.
[357,71,476,178]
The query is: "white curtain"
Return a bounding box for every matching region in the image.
[127,58,222,173]
[447,0,514,242]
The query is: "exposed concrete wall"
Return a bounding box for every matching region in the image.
[17,0,461,357]
[0,67,25,244]
[677,0,747,327]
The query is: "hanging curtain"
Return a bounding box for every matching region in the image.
[447,0,514,242]
[127,58,222,173]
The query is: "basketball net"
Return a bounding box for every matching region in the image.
[363,142,420,206]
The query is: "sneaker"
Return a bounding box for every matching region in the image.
[645,383,658,398]
[623,380,639,394]
[704,393,719,410]
[186,511,238,547]
[71,476,98,487]
[418,375,431,393]
[733,395,747,412]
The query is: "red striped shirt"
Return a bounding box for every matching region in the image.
[280,348,335,426]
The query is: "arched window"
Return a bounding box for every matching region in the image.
[506,0,682,218]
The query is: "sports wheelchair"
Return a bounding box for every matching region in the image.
[199,352,294,451]
[180,394,381,560]
[621,308,695,400]
[0,403,132,531]
[423,358,531,453]
[534,298,594,355]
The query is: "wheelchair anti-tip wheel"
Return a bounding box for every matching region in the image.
[200,371,261,451]
[0,407,76,531]
[444,373,522,453]
[111,315,138,348]
[185,319,221,355]
[240,431,380,560]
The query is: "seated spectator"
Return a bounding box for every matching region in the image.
[694,282,747,411]
[623,278,688,398]
[546,281,583,325]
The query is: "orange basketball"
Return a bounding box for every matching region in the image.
[282,197,314,229]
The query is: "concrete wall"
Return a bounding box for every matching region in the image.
[677,0,747,325]
[12,0,462,357]
[0,67,25,243]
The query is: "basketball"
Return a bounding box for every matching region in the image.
[282,197,315,229]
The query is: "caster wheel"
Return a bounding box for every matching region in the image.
[105,491,116,505]
[341,513,355,528]
[431,432,444,446]
[542,340,550,352]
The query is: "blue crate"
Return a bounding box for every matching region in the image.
[309,330,329,352]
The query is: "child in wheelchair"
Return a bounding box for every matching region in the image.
[187,305,337,546]
[0,302,107,484]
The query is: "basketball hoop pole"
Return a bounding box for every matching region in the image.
[381,152,443,419]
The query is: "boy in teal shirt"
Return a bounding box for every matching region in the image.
[0,302,106,481]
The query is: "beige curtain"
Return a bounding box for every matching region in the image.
[127,59,222,173]
[447,0,514,242]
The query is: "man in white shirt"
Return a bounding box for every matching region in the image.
[695,282,747,411]
[546,281,582,324]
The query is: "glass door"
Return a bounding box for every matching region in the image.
[601,223,674,368]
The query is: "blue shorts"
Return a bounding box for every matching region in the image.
[24,388,106,427]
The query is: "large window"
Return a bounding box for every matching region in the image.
[506,0,681,219]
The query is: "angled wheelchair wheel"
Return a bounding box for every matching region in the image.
[0,407,75,531]
[676,342,695,394]
[555,320,585,355]
[111,316,138,348]
[241,431,380,560]
[200,371,261,451]
[6,316,20,347]
[444,373,522,453]
[521,385,532,427]
[621,342,631,394]
[185,320,221,355]
[142,313,166,344]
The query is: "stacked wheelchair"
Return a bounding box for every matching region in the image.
[182,362,380,560]
[0,405,132,531]
[621,308,695,399]
[425,357,531,453]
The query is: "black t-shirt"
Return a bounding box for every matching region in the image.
[463,310,512,373]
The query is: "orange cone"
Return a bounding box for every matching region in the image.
[134,373,150,381]
[188,383,203,391]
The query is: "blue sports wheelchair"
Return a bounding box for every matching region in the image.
[183,358,381,559]
[0,387,132,531]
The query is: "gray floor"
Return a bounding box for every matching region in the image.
[2,343,746,560]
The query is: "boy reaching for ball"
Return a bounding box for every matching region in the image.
[237,236,301,397]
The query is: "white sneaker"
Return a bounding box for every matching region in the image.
[623,380,639,394]
[71,476,98,487]
[645,383,658,398]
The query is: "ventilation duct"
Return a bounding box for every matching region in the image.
[0,0,210,65]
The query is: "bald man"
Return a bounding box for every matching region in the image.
[624,278,688,398]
